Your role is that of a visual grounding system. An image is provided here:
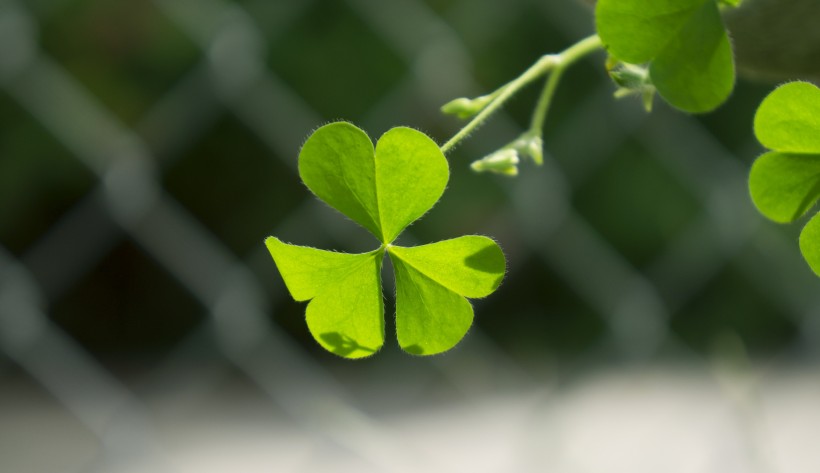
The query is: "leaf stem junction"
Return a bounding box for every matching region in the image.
[440,34,603,166]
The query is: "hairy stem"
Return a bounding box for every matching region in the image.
[441,34,603,154]
[531,34,602,134]
[440,56,557,153]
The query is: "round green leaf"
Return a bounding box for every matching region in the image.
[648,1,734,113]
[754,81,820,154]
[749,152,820,224]
[596,0,706,64]
[800,213,820,277]
[266,237,384,359]
[596,0,734,113]
[298,122,448,244]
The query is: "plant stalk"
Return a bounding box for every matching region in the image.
[441,34,603,154]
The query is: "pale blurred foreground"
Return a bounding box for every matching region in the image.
[2,363,819,473]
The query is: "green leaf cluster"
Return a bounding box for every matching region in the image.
[267,123,506,358]
[595,0,735,113]
[749,82,820,276]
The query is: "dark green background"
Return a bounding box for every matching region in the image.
[1,0,816,374]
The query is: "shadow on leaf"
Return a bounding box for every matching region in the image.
[793,158,820,221]
[402,344,425,355]
[464,242,505,287]
[320,332,377,357]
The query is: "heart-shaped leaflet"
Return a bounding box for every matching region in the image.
[298,122,448,244]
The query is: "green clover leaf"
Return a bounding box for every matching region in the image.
[267,122,506,358]
[749,82,820,276]
[596,0,735,113]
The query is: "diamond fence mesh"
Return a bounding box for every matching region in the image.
[2,0,820,472]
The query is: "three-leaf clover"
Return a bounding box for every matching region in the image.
[266,122,506,358]
[749,81,820,276]
[596,0,735,113]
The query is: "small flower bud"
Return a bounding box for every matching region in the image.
[471,149,520,176]
[608,62,655,112]
[441,94,493,120]
[507,132,543,166]
[608,63,649,90]
[521,134,543,166]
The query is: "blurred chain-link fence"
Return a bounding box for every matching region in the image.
[2,0,820,472]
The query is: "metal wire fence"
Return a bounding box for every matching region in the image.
[2,0,820,471]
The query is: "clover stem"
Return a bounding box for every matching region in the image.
[440,56,556,154]
[440,34,603,154]
[528,67,564,136]
[529,34,602,135]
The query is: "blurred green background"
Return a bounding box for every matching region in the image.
[1,0,812,365]
[2,1,820,472]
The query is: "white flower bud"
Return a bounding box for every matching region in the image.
[471,149,520,176]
